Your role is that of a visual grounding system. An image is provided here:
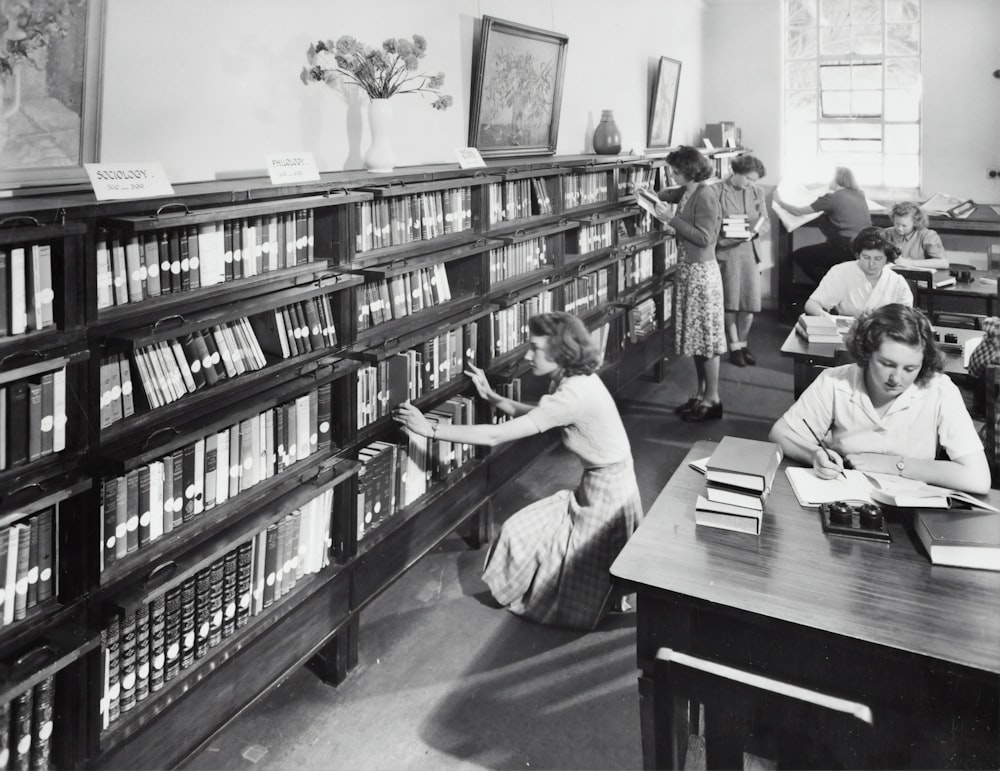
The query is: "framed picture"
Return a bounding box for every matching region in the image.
[647,56,682,149]
[469,16,568,158]
[0,0,105,188]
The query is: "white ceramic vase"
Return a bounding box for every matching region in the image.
[363,98,395,173]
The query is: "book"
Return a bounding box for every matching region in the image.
[868,475,999,512]
[695,494,763,535]
[785,467,874,507]
[706,436,783,494]
[891,264,957,288]
[915,509,1000,570]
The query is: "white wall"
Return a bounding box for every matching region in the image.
[99,0,708,182]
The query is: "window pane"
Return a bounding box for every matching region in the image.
[885,123,918,153]
[787,0,818,25]
[821,90,852,116]
[820,25,851,54]
[852,63,882,89]
[885,88,919,120]
[853,90,883,116]
[787,28,818,57]
[851,0,882,25]
[887,0,919,21]
[820,0,851,26]
[887,23,919,54]
[786,90,818,121]
[786,61,817,89]
[886,58,919,87]
[819,64,852,89]
[885,153,919,187]
[819,137,883,153]
[851,24,883,54]
[819,123,881,139]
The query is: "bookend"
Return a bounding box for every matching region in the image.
[819,501,891,543]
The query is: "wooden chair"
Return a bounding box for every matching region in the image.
[654,647,879,770]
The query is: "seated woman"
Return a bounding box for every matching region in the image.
[769,304,990,494]
[880,201,949,270]
[968,317,1000,380]
[804,227,912,317]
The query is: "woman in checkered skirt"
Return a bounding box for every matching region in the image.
[394,312,643,630]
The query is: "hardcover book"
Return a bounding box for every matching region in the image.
[706,436,783,494]
[915,509,1000,571]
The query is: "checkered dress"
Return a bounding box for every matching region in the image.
[482,459,643,631]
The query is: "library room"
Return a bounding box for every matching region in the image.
[0,0,998,769]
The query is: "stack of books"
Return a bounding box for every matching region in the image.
[721,214,751,239]
[795,313,852,346]
[695,436,783,535]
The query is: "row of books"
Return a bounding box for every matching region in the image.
[0,242,55,338]
[0,368,67,471]
[101,488,334,728]
[355,264,452,332]
[490,292,555,356]
[96,211,316,310]
[618,248,654,290]
[628,298,657,342]
[354,190,473,253]
[357,396,475,539]
[99,384,331,571]
[577,221,615,254]
[695,436,783,535]
[0,675,55,770]
[0,506,55,628]
[490,378,522,425]
[563,269,610,316]
[622,167,656,196]
[250,293,340,361]
[488,238,551,285]
[563,172,610,210]
[485,179,553,224]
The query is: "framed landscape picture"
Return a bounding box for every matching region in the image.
[469,16,568,158]
[0,0,105,188]
[648,56,682,149]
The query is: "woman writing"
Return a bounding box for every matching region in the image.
[774,166,871,284]
[880,201,949,269]
[804,227,912,317]
[393,312,643,631]
[769,304,990,494]
[651,146,726,421]
[716,154,768,367]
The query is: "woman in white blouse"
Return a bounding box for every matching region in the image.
[770,304,989,494]
[804,227,913,318]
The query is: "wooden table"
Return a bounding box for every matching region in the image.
[779,324,982,398]
[610,440,1000,769]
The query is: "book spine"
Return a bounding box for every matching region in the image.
[179,577,196,670]
[149,594,166,692]
[11,685,33,769]
[194,567,211,661]
[163,586,182,682]
[31,674,55,771]
[118,608,137,714]
[134,603,150,704]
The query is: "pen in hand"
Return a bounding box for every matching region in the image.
[803,421,846,479]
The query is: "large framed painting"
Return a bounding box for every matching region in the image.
[647,56,682,150]
[469,16,568,158]
[0,0,105,188]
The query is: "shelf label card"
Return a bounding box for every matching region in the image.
[265,153,320,184]
[455,147,486,169]
[85,163,174,200]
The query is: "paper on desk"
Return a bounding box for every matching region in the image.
[688,456,710,474]
[785,467,874,507]
[772,179,825,232]
[919,192,966,215]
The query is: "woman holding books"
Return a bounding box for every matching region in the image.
[879,201,950,269]
[803,227,912,317]
[651,145,726,421]
[716,154,768,367]
[774,166,872,284]
[769,304,990,494]
[393,311,643,631]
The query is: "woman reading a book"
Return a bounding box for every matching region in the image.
[393,311,643,631]
[803,227,913,317]
[650,145,726,422]
[716,154,768,367]
[774,166,871,284]
[769,304,990,494]
[880,201,949,269]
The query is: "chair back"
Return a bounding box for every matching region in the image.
[985,365,1000,485]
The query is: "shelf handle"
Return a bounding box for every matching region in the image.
[3,482,45,505]
[473,170,487,179]
[0,348,44,371]
[11,645,58,678]
[152,202,191,218]
[474,238,487,248]
[513,228,527,238]
[470,303,484,314]
[142,426,181,449]
[152,314,188,330]
[0,215,41,229]
[143,561,179,590]
[505,168,517,176]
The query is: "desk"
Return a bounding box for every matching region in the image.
[779,324,981,398]
[610,440,1000,769]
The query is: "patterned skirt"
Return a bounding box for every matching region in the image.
[674,261,727,357]
[482,460,644,631]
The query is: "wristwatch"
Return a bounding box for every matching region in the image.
[896,457,905,476]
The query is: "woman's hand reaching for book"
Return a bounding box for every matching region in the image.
[465,364,496,402]
[392,401,432,437]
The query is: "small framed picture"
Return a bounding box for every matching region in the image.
[648,56,682,150]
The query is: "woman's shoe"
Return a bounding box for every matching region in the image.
[743,349,756,366]
[674,397,701,415]
[729,349,746,367]
[682,401,723,422]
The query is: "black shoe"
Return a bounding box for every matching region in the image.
[729,349,746,367]
[743,348,756,366]
[682,402,723,422]
[674,397,701,415]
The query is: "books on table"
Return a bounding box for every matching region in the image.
[891,264,957,289]
[696,437,784,535]
[915,509,1000,570]
[794,314,854,345]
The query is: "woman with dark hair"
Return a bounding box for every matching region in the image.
[393,311,643,630]
[804,226,912,317]
[651,145,726,421]
[880,201,950,269]
[769,304,989,493]
[775,166,872,283]
[716,154,768,366]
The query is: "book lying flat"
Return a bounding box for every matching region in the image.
[915,509,1000,570]
[785,467,874,507]
[705,483,764,512]
[706,436,783,494]
[867,474,999,512]
[695,495,762,535]
[890,265,956,288]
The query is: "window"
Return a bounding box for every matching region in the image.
[783,0,921,195]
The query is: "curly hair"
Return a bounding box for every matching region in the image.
[844,304,943,386]
[890,201,929,229]
[730,154,767,179]
[666,145,714,182]
[527,312,601,376]
[851,226,900,262]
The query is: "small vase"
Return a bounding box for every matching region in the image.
[364,98,395,173]
[593,109,621,155]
